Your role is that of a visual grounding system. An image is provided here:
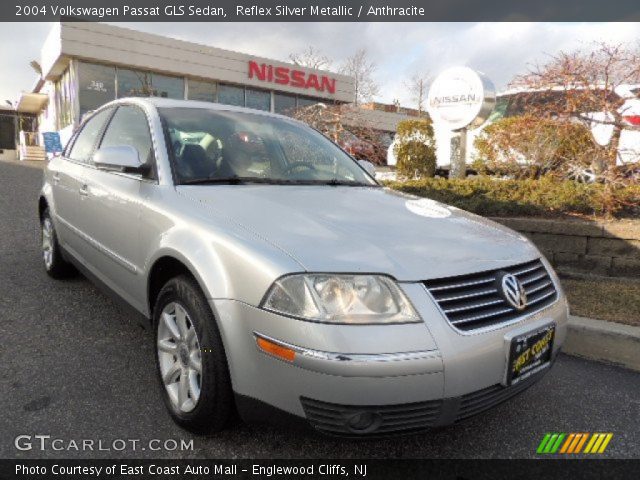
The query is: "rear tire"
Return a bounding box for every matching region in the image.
[41,207,76,279]
[153,275,234,434]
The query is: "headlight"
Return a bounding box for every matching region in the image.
[261,274,420,324]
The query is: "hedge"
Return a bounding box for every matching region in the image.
[473,115,595,178]
[393,119,437,179]
[386,176,640,218]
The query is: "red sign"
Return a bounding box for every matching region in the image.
[248,61,336,94]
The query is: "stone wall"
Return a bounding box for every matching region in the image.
[491,217,640,278]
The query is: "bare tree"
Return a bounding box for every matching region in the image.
[512,42,640,173]
[406,73,429,116]
[288,46,333,70]
[508,42,640,214]
[339,49,380,106]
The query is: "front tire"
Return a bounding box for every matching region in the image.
[41,207,75,279]
[153,275,234,433]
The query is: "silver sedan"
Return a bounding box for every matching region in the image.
[39,98,568,436]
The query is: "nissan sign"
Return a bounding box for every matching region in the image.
[427,67,496,131]
[248,61,337,94]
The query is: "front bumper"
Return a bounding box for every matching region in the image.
[211,279,568,435]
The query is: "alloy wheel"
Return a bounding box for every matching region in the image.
[42,217,54,269]
[157,302,203,413]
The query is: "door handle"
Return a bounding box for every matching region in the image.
[79,184,89,197]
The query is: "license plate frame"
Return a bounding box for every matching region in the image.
[505,324,555,386]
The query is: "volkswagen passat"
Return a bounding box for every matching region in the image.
[39,98,567,436]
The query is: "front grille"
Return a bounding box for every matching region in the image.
[423,258,557,332]
[456,373,544,422]
[300,397,442,436]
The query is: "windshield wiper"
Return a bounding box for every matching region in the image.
[179,176,272,185]
[179,176,377,187]
[321,179,375,187]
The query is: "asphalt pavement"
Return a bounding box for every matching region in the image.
[1,159,639,459]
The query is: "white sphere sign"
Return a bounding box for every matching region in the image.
[427,67,496,131]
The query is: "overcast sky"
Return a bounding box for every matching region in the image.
[1,22,638,108]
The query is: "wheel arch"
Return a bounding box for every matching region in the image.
[38,195,48,222]
[39,180,55,222]
[147,253,208,320]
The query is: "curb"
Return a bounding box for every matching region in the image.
[564,315,640,372]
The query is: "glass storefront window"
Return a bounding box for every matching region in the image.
[245,88,270,111]
[117,69,184,99]
[55,65,77,130]
[187,79,217,103]
[118,68,154,98]
[273,93,297,115]
[297,96,320,109]
[218,84,244,107]
[152,73,184,99]
[77,62,116,117]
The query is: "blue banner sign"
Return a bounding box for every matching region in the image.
[42,131,63,153]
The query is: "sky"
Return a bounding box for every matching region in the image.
[0,22,638,108]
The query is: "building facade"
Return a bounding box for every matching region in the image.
[9,22,416,163]
[15,22,355,149]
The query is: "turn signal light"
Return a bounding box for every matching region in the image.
[256,337,296,362]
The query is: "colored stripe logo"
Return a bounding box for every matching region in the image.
[537,433,613,454]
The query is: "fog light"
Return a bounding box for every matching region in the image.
[345,411,382,433]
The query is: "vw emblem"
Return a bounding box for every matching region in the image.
[500,273,527,310]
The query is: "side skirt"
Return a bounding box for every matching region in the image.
[62,245,151,328]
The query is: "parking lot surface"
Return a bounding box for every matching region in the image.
[1,159,639,459]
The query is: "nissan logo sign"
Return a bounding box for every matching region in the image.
[427,67,496,131]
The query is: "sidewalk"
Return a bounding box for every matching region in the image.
[565,315,640,372]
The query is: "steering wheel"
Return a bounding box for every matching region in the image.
[282,162,316,176]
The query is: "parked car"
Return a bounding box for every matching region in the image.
[39,98,568,435]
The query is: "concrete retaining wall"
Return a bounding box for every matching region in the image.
[491,217,640,278]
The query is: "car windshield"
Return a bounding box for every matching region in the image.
[159,107,378,186]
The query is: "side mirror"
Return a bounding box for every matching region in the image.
[358,159,376,177]
[93,146,147,174]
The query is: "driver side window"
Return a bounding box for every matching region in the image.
[100,105,154,165]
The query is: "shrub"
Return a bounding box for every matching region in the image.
[385,176,640,218]
[393,119,437,179]
[473,115,596,178]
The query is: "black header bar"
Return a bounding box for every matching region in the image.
[4,0,640,22]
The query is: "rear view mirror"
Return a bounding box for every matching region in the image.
[358,159,376,177]
[93,146,147,174]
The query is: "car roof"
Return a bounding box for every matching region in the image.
[106,97,304,123]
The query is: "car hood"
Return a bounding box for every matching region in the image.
[178,185,539,281]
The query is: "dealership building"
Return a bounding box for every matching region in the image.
[3,21,411,162]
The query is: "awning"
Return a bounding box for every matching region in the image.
[16,92,48,113]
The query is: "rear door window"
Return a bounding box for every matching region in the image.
[68,108,113,163]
